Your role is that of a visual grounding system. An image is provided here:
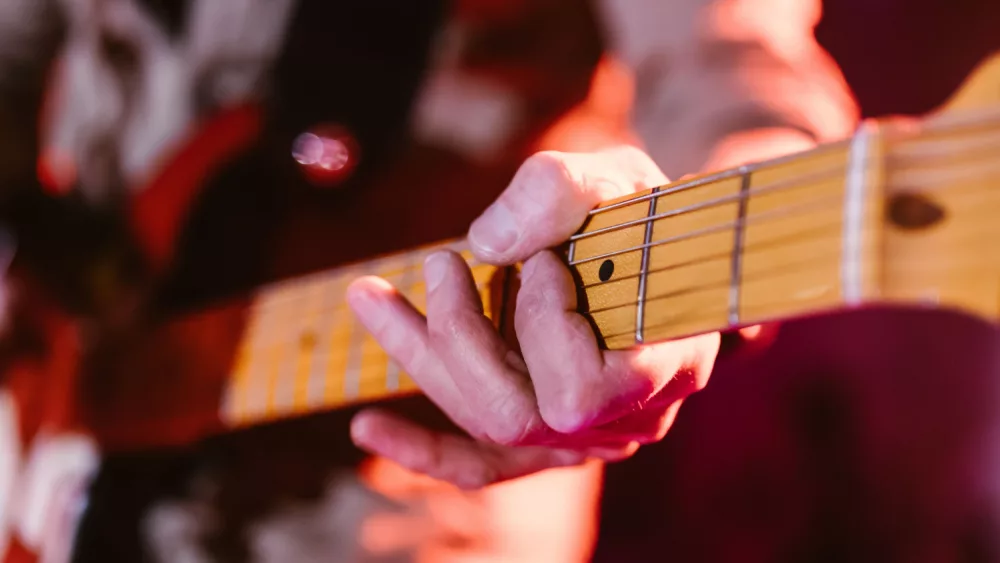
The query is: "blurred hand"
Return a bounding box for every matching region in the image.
[346,146,721,489]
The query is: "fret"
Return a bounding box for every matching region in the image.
[635,187,660,344]
[842,122,882,305]
[728,168,751,326]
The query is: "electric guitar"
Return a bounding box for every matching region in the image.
[1,51,998,563]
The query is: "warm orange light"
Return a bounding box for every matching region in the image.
[359,455,603,562]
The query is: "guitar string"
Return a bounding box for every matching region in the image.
[583,240,850,316]
[579,217,845,289]
[599,259,1000,345]
[568,164,849,243]
[582,141,853,217]
[567,192,845,267]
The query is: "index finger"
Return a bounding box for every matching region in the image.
[468,146,668,265]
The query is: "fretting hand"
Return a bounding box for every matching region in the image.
[345,146,722,489]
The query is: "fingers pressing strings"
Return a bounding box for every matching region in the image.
[342,146,725,488]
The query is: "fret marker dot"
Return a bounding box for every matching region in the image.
[598,260,615,282]
[300,331,317,350]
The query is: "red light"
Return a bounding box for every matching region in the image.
[292,124,359,187]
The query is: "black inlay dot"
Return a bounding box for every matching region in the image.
[598,259,615,282]
[886,192,946,230]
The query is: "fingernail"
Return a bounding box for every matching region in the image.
[423,251,449,292]
[346,284,386,331]
[469,201,518,258]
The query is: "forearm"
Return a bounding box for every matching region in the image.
[597,0,860,177]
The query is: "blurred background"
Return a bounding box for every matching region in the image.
[0,0,998,561]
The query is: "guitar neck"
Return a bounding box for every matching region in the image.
[222,98,1000,430]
